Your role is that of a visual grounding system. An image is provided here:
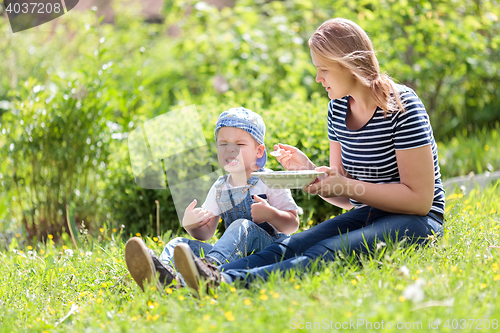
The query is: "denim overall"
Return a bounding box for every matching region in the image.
[160,174,287,267]
[214,174,281,237]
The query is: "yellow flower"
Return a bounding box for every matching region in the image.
[166,288,173,294]
[399,296,406,302]
[97,298,102,304]
[178,295,185,301]
[427,266,433,271]
[485,144,490,151]
[62,245,67,250]
[260,294,268,301]
[260,289,267,294]
[148,301,154,309]
[272,292,280,299]
[27,246,33,250]
[494,275,500,281]
[136,233,141,237]
[153,237,158,242]
[451,266,457,272]
[203,315,210,321]
[481,283,487,289]
[244,299,252,306]
[493,263,498,272]
[294,284,300,290]
[346,311,352,318]
[113,228,117,232]
[40,249,45,254]
[230,287,236,293]
[99,228,104,233]
[224,311,235,321]
[48,234,53,239]
[351,279,357,285]
[96,257,102,262]
[131,316,137,321]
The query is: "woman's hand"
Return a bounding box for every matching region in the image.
[273,143,316,171]
[303,166,349,198]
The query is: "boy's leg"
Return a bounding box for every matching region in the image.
[159,236,214,267]
[205,219,275,265]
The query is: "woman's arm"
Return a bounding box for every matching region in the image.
[306,144,435,215]
[319,141,354,210]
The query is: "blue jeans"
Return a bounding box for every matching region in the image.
[159,218,284,266]
[219,207,443,285]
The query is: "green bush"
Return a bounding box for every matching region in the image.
[1,0,499,237]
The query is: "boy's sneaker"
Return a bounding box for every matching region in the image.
[174,243,220,295]
[125,237,180,291]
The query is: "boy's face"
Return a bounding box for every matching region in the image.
[216,127,265,174]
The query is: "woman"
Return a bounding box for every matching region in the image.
[173,18,445,292]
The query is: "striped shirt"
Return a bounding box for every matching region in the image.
[327,85,445,215]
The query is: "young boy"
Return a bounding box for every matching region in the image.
[125,107,300,291]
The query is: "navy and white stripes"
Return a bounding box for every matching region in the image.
[327,85,445,215]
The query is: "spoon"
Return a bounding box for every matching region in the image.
[270,149,285,157]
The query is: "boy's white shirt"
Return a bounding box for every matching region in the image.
[201,177,299,217]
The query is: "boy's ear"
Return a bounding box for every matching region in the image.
[256,144,265,158]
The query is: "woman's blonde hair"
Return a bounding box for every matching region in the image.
[308,18,404,114]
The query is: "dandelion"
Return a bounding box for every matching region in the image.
[427,266,433,271]
[230,287,236,293]
[40,249,45,255]
[48,234,53,240]
[113,228,117,232]
[166,288,173,294]
[224,311,235,321]
[399,296,406,302]
[100,228,104,233]
[178,295,185,301]
[451,266,457,272]
[27,250,37,260]
[260,294,268,301]
[136,233,141,237]
[148,301,154,309]
[351,279,357,285]
[244,299,252,306]
[131,316,138,321]
[494,275,500,281]
[27,245,33,250]
[153,237,158,242]
[481,283,487,289]
[272,292,280,299]
[403,279,426,303]
[203,315,210,321]
[62,245,67,250]
[493,263,498,272]
[96,257,102,262]
[295,284,300,290]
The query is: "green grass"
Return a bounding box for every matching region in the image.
[1,183,499,333]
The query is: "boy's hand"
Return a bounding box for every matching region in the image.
[251,195,274,224]
[182,199,214,230]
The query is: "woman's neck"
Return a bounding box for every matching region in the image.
[349,84,378,116]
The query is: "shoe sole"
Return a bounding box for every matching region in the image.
[174,243,200,295]
[125,237,158,292]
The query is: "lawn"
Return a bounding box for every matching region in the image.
[1,183,499,332]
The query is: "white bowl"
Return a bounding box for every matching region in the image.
[251,170,326,189]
